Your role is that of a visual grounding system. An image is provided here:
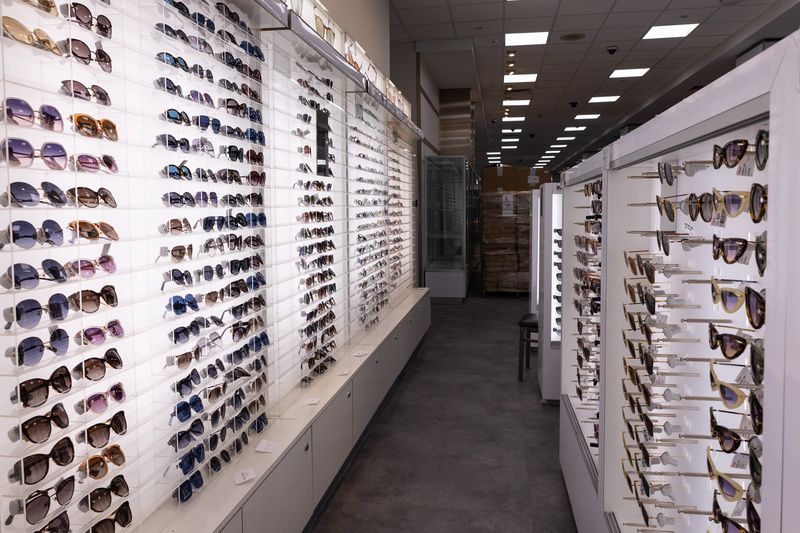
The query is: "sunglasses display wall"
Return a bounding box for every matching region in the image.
[0,0,420,531]
[555,31,800,532]
[536,183,563,401]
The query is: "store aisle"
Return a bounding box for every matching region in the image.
[311,296,578,533]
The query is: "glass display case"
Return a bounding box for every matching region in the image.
[424,156,480,299]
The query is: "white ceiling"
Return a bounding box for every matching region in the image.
[389,0,796,171]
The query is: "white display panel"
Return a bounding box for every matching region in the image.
[0,0,420,531]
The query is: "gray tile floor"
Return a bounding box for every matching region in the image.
[311,295,578,533]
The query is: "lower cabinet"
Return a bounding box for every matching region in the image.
[312,382,354,504]
[242,429,313,533]
[219,511,242,533]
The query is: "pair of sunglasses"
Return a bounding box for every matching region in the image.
[78,444,126,480]
[712,232,767,276]
[713,130,769,171]
[3,97,63,131]
[1,137,67,170]
[79,475,129,513]
[61,79,111,105]
[710,278,766,329]
[61,38,112,71]
[60,2,112,38]
[68,220,120,241]
[9,476,74,526]
[2,16,60,55]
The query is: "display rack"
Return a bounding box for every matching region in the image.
[559,28,800,533]
[536,183,562,401]
[529,189,540,314]
[0,0,423,531]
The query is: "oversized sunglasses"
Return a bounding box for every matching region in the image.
[61,38,112,71]
[16,365,72,408]
[1,137,67,169]
[69,113,118,141]
[60,2,112,38]
[68,220,120,241]
[61,80,111,105]
[78,444,126,480]
[713,129,768,171]
[3,97,63,131]
[2,16,61,55]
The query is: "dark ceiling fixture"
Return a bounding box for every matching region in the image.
[560,32,586,42]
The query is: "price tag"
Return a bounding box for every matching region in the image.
[733,498,747,516]
[233,467,257,485]
[711,210,727,228]
[651,374,667,385]
[353,350,367,358]
[304,397,321,406]
[736,155,755,177]
[256,440,274,453]
[730,453,749,470]
[739,414,754,431]
[737,247,753,266]
[734,367,754,385]
[683,221,695,233]
[338,369,350,376]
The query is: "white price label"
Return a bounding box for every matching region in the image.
[256,440,274,453]
[736,155,755,177]
[338,369,350,376]
[734,367,754,385]
[711,209,727,228]
[733,498,747,516]
[730,453,749,470]
[739,413,754,431]
[353,350,367,358]
[737,247,753,266]
[304,397,321,406]
[233,467,257,485]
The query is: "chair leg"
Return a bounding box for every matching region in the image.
[518,327,524,381]
[525,330,532,369]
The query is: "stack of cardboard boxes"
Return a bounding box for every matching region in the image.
[481,191,531,293]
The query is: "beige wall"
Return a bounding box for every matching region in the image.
[322,0,390,73]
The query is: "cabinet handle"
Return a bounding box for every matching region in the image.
[304,443,309,452]
[375,358,379,364]
[347,391,351,398]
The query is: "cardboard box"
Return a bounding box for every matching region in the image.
[481,166,553,192]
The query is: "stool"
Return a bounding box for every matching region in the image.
[518,313,539,381]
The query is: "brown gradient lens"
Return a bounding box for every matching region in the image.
[170,245,192,261]
[699,192,714,222]
[745,288,765,329]
[750,183,767,223]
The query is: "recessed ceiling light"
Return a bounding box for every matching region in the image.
[643,23,699,40]
[502,145,518,149]
[575,114,600,120]
[565,126,586,131]
[505,86,514,92]
[507,50,516,57]
[502,138,520,143]
[505,32,548,46]
[507,70,515,75]
[551,144,567,148]
[557,136,575,140]
[504,73,537,84]
[545,150,560,154]
[503,99,530,106]
[610,68,650,78]
[487,151,501,155]
[507,61,516,67]
[541,156,554,159]
[589,95,620,103]
[502,129,521,133]
[503,116,525,122]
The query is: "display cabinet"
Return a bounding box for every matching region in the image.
[423,156,480,300]
[0,0,423,531]
[559,28,800,533]
[537,183,562,401]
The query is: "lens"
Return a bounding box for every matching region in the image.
[746,288,765,329]
[62,79,90,99]
[38,510,69,533]
[699,192,714,222]
[750,183,767,223]
[5,97,34,127]
[2,137,34,167]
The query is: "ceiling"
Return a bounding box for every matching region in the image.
[388,0,800,173]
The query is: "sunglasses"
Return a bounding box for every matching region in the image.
[61,38,112,71]
[72,348,124,381]
[168,419,205,451]
[8,260,68,289]
[174,394,204,423]
[176,471,204,503]
[75,319,125,346]
[78,444,126,480]
[156,133,190,152]
[76,382,126,415]
[3,219,62,250]
[1,137,67,169]
[72,153,118,173]
[2,16,61,55]
[713,130,769,171]
[706,447,752,502]
[84,411,127,449]
[166,294,200,316]
[156,76,183,96]
[710,278,766,329]
[68,220,119,241]
[60,79,111,105]
[193,114,221,132]
[65,254,117,279]
[20,402,69,444]
[10,475,74,526]
[12,437,74,485]
[16,329,70,366]
[710,361,761,409]
[68,285,118,313]
[709,407,760,454]
[66,186,118,208]
[178,444,205,475]
[16,366,71,408]
[156,51,190,71]
[79,475,129,514]
[60,2,112,37]
[3,97,63,131]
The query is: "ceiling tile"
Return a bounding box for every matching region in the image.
[614,0,670,12]
[504,0,560,18]
[540,62,580,74]
[455,20,504,36]
[587,39,638,54]
[405,22,457,40]
[667,0,725,8]
[391,0,447,8]
[714,4,772,22]
[396,6,452,25]
[557,0,616,15]
[472,34,505,47]
[390,11,403,25]
[390,26,412,41]
[595,26,651,42]
[623,49,670,63]
[693,21,747,36]
[542,53,586,65]
[545,42,592,55]
[676,34,729,48]
[503,16,553,33]
[603,11,661,29]
[552,14,608,31]
[452,3,502,22]
[655,8,716,24]
[476,46,504,59]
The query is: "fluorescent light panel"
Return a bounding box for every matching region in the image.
[557,136,575,141]
[550,144,567,148]
[643,23,699,40]
[565,126,586,131]
[503,99,530,106]
[502,129,521,133]
[501,145,518,149]
[502,116,525,122]
[486,151,501,155]
[504,73,537,84]
[575,114,600,120]
[545,150,560,154]
[589,95,619,103]
[504,32,548,46]
[610,68,649,78]
[502,138,520,143]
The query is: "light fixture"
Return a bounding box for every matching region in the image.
[545,150,560,154]
[504,73,537,84]
[502,129,521,134]
[502,145,518,149]
[505,86,513,92]
[502,138,520,143]
[487,151,501,155]
[550,144,567,148]
[557,136,575,140]
[506,61,516,67]
[589,95,620,103]
[541,156,554,159]
[505,31,548,46]
[507,50,516,57]
[503,99,530,106]
[507,70,515,75]
[575,114,600,120]
[643,23,699,40]
[610,68,649,78]
[503,116,525,122]
[564,126,586,131]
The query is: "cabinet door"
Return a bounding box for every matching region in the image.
[353,350,382,438]
[395,315,414,369]
[378,336,398,393]
[415,297,431,347]
[242,429,313,533]
[312,382,354,503]
[219,511,243,533]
